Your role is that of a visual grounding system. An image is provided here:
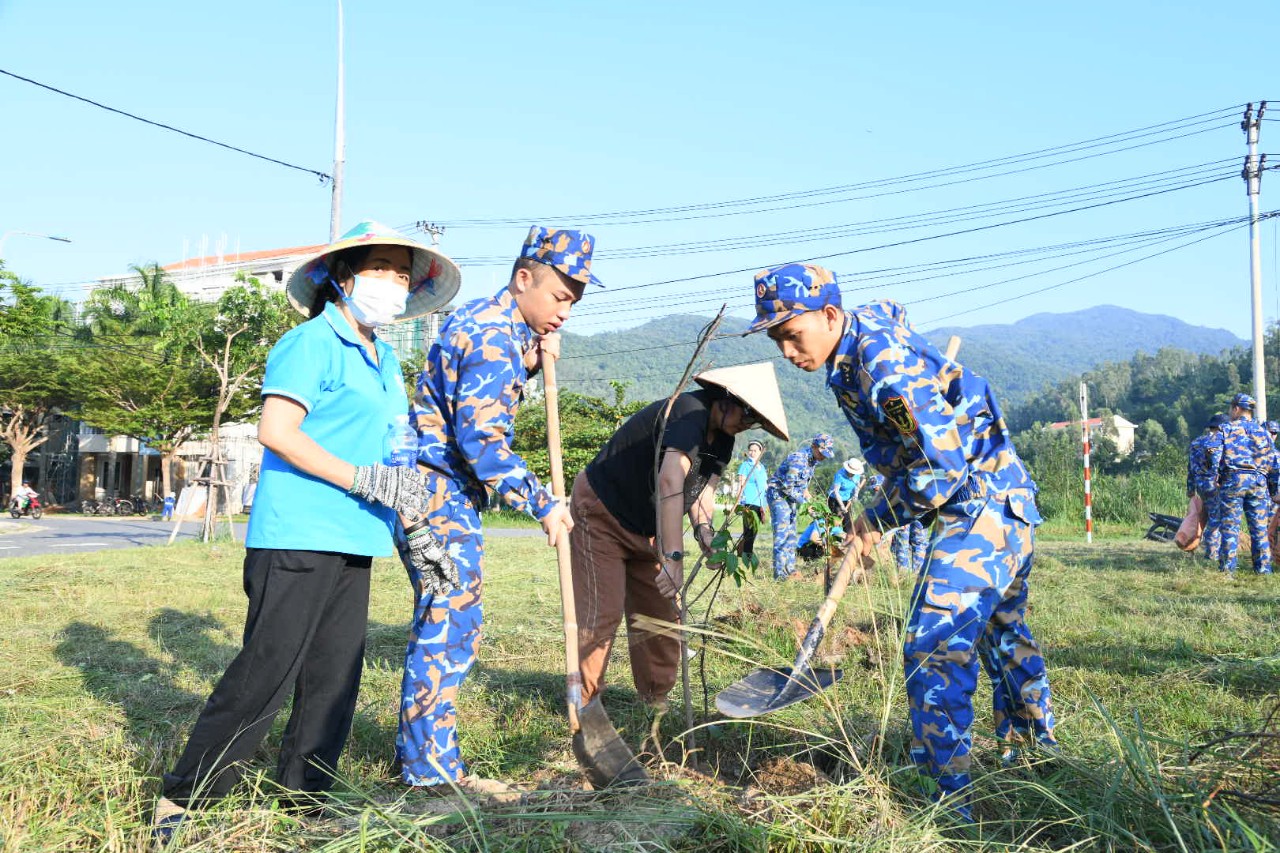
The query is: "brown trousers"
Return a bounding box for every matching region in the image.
[570,471,680,706]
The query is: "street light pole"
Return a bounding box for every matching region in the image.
[0,231,72,259]
[328,0,346,241]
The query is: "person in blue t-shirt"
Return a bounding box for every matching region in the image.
[827,457,864,518]
[153,222,461,843]
[733,439,769,559]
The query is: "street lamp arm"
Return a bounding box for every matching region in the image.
[0,231,73,259]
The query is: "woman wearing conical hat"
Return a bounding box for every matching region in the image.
[569,362,788,719]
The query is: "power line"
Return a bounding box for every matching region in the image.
[0,68,332,182]
[570,172,1236,299]
[426,105,1243,228]
[558,215,1264,373]
[914,217,1264,328]
[448,159,1238,267]
[566,216,1244,327]
[563,166,1239,312]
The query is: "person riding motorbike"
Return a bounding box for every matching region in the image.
[13,482,37,509]
[10,482,42,518]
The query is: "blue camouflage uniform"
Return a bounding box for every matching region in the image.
[1189,416,1227,562]
[401,226,600,786]
[1266,421,1280,529]
[1209,402,1276,575]
[860,472,885,502]
[766,435,834,579]
[749,263,1056,819]
[891,520,929,572]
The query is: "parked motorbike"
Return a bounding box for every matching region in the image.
[8,494,43,519]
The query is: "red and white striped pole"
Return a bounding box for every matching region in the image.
[1080,381,1093,543]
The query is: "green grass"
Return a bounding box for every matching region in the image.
[1,528,1277,850]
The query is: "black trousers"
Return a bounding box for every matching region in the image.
[736,504,764,558]
[162,548,372,807]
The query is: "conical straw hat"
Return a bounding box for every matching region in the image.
[694,362,790,441]
[286,220,461,320]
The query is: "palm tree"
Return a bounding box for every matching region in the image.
[82,263,184,340]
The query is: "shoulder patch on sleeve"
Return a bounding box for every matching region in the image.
[882,396,916,434]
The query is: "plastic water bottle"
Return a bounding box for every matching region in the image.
[384,414,418,467]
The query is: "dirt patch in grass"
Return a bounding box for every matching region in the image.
[710,599,765,630]
[744,755,830,798]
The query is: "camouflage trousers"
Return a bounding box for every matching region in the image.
[1199,490,1222,562]
[891,520,929,572]
[766,490,798,579]
[903,493,1056,815]
[397,478,485,786]
[1217,472,1272,574]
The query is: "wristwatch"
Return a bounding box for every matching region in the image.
[663,550,684,561]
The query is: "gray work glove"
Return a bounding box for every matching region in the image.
[404,525,460,598]
[349,464,428,518]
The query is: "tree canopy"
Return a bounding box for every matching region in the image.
[0,263,81,495]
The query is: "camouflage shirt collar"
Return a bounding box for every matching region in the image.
[825,310,858,387]
[493,285,534,352]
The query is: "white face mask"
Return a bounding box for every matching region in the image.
[345,274,407,328]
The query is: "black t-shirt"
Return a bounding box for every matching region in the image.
[585,389,734,537]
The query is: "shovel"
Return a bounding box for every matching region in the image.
[715,542,866,718]
[543,353,649,787]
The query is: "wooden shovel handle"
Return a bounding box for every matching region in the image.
[543,354,582,732]
[789,542,866,674]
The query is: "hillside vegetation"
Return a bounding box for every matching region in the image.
[555,305,1244,464]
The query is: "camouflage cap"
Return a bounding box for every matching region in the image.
[1266,420,1279,435]
[811,433,836,459]
[520,226,603,288]
[746,263,842,334]
[1232,393,1257,410]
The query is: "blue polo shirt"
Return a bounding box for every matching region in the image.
[736,459,767,507]
[245,302,407,556]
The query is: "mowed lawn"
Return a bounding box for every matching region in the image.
[1,520,1277,851]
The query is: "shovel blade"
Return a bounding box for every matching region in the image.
[571,697,649,788]
[715,665,843,718]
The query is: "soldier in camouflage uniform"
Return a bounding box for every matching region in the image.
[747,263,1056,820]
[1189,414,1229,562]
[1265,421,1280,530]
[401,226,599,789]
[1209,394,1277,575]
[890,520,929,572]
[765,434,836,580]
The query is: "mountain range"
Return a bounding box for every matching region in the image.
[556,305,1244,455]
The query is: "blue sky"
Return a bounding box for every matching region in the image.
[2,0,1277,337]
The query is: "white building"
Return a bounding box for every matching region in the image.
[1046,414,1138,456]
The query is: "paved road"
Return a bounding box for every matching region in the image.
[0,515,244,557]
[0,515,539,558]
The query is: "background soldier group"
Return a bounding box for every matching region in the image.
[1187,393,1278,575]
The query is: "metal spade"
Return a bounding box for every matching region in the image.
[716,543,864,718]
